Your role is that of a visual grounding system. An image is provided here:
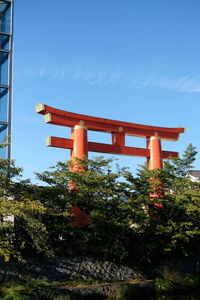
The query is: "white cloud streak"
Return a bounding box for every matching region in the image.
[15,66,200,93]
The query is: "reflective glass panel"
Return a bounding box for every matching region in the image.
[0,3,7,13]
[0,51,8,85]
[0,3,11,33]
[0,1,12,160]
[0,34,9,50]
[0,123,7,158]
[0,88,7,121]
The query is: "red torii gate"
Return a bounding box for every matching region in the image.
[36,103,185,171]
[36,104,185,226]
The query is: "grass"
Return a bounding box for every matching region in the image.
[0,278,152,300]
[0,273,200,299]
[154,270,200,293]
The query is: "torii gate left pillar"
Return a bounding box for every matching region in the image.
[69,124,89,226]
[70,125,88,170]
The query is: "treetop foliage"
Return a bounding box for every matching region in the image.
[0,143,200,266]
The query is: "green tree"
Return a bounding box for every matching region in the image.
[0,141,200,266]
[0,157,52,261]
[33,144,200,264]
[124,144,200,264]
[164,143,197,178]
[36,157,134,261]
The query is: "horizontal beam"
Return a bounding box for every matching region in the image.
[0,31,11,37]
[36,104,185,141]
[46,136,179,159]
[43,112,182,141]
[0,84,9,89]
[0,48,10,54]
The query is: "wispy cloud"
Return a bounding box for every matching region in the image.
[129,73,200,92]
[15,65,200,93]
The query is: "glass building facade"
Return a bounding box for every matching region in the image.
[0,0,13,159]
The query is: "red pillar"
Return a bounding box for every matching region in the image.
[147,136,162,170]
[70,125,90,227]
[71,125,88,162]
[147,136,164,206]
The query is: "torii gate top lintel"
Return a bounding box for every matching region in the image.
[36,103,185,141]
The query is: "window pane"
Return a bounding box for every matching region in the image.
[0,88,8,121]
[0,51,8,85]
[0,3,11,33]
[0,34,9,50]
[0,123,7,158]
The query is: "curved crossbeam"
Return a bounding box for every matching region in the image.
[36,104,185,141]
[36,103,185,164]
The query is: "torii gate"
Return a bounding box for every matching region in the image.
[36,104,185,171]
[36,104,185,226]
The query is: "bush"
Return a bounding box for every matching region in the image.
[109,284,136,299]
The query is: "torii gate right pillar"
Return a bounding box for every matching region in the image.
[147,136,164,203]
[147,136,162,170]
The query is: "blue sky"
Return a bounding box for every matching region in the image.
[13,0,200,182]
